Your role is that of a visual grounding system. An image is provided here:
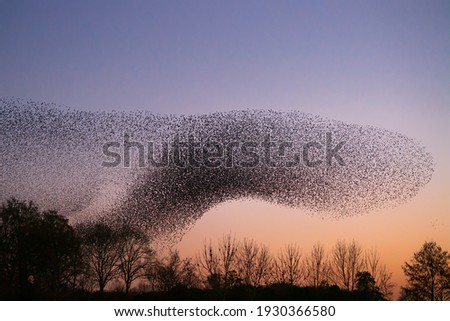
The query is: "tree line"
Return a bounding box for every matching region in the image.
[1,199,449,300]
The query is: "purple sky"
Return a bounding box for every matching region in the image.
[1,0,449,296]
[1,0,448,117]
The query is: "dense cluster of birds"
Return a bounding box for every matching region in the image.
[1,98,434,242]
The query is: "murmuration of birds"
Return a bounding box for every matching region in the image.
[0,98,434,243]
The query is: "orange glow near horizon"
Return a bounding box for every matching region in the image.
[175,172,450,298]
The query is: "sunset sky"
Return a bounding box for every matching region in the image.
[1,0,449,297]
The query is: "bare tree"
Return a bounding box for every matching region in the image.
[152,250,182,292]
[196,233,240,289]
[254,244,272,286]
[196,240,220,289]
[179,257,201,289]
[149,249,199,292]
[199,240,219,276]
[116,226,151,295]
[77,222,120,293]
[331,240,364,291]
[237,239,272,286]
[364,248,394,299]
[217,233,240,288]
[331,240,348,289]
[273,243,304,286]
[347,240,364,291]
[305,242,331,287]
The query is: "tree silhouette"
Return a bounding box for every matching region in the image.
[363,248,394,299]
[151,250,182,292]
[196,233,240,290]
[76,222,119,294]
[237,239,272,286]
[331,240,364,291]
[217,233,240,289]
[29,210,81,296]
[148,250,199,292]
[0,200,403,300]
[197,240,220,289]
[355,271,384,300]
[273,243,304,286]
[0,199,82,298]
[0,199,40,295]
[401,241,450,300]
[116,225,151,295]
[305,242,331,287]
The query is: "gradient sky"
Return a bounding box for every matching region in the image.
[1,0,449,297]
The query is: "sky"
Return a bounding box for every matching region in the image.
[1,0,449,297]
